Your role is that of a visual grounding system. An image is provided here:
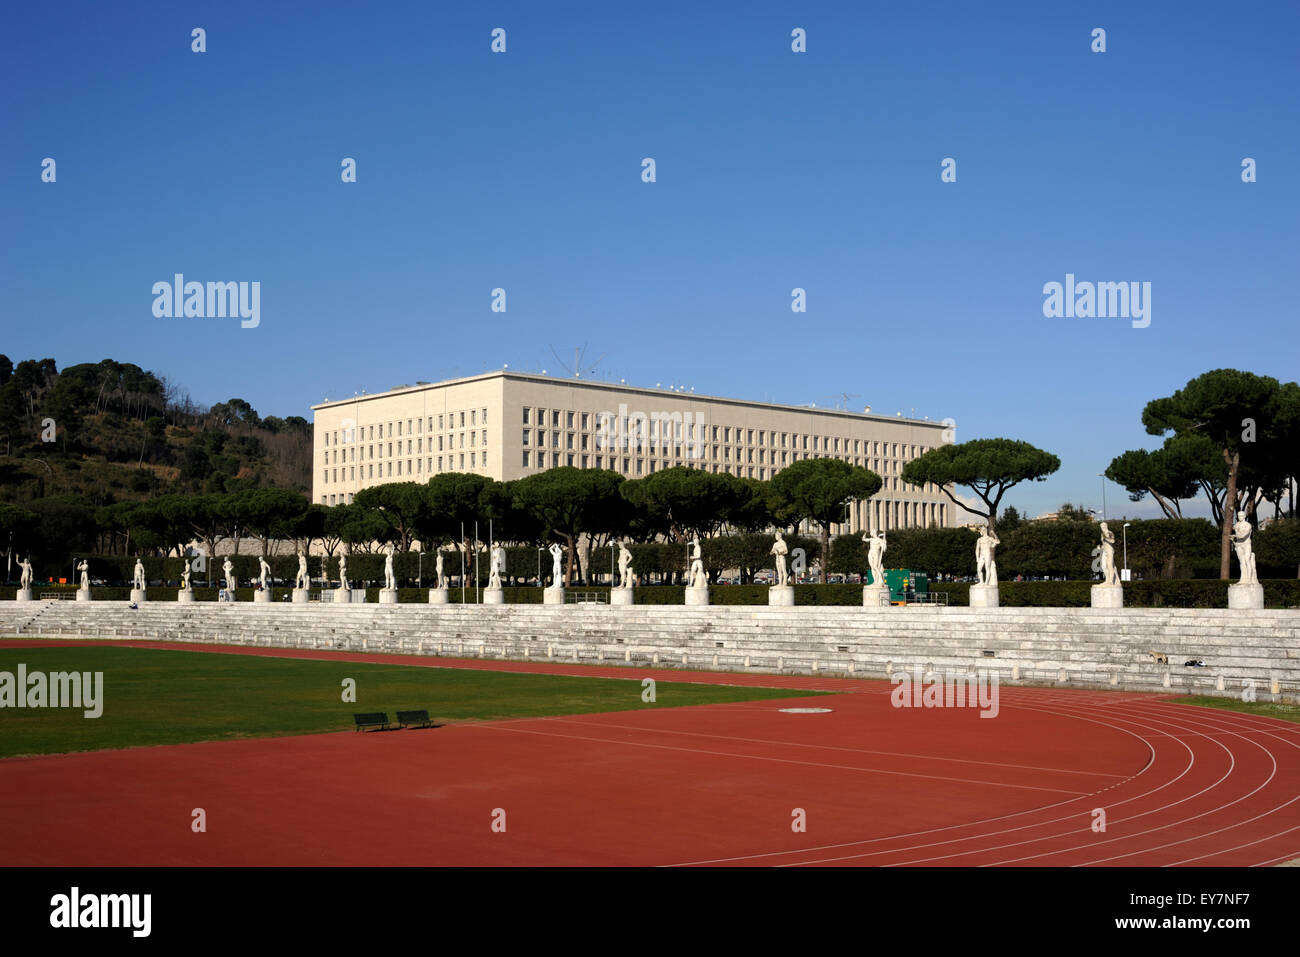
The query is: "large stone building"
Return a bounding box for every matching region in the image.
[311,370,957,534]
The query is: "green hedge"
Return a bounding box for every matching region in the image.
[930,579,1300,608]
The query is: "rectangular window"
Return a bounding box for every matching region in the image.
[581,413,589,430]
[522,430,530,446]
[471,410,477,426]
[523,408,530,424]
[523,450,530,467]
[551,452,559,467]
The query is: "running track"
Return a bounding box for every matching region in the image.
[1,640,1298,866]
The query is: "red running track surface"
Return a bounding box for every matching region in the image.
[1,641,1297,866]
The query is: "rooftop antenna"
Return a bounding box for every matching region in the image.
[821,392,861,410]
[548,343,605,379]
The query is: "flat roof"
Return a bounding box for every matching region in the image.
[312,369,947,428]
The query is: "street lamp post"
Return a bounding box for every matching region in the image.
[537,546,542,587]
[1098,473,1107,521]
[1122,522,1131,580]
[609,541,617,587]
[417,547,423,590]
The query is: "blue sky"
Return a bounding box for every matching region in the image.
[2,1,1297,519]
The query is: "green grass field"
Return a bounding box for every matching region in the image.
[1170,695,1300,725]
[0,645,824,759]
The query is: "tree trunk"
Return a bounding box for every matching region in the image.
[564,533,575,586]
[1219,448,1240,580]
[820,524,829,583]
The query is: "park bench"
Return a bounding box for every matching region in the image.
[353,712,391,732]
[396,709,435,729]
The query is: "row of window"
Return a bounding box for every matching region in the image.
[322,450,488,484]
[520,430,917,475]
[324,431,488,465]
[521,407,930,459]
[517,451,927,489]
[323,408,490,447]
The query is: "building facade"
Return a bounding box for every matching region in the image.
[311,371,957,534]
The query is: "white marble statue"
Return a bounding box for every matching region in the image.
[258,557,271,590]
[383,543,397,590]
[338,553,349,591]
[976,527,1000,588]
[488,543,505,589]
[223,558,235,594]
[617,541,635,589]
[19,557,33,590]
[132,559,146,590]
[294,550,309,589]
[770,531,790,587]
[181,566,191,590]
[688,537,707,589]
[435,551,446,590]
[548,543,564,586]
[1231,511,1258,585]
[864,530,886,586]
[77,560,90,590]
[1098,522,1120,586]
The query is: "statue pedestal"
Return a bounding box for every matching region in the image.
[543,586,564,605]
[15,588,32,603]
[684,585,710,606]
[292,588,309,604]
[768,585,795,607]
[329,588,348,604]
[610,589,634,606]
[1090,584,1124,609]
[254,589,271,603]
[76,588,91,602]
[1228,582,1264,610]
[969,584,999,608]
[483,587,505,605]
[428,588,449,604]
[177,589,194,603]
[130,588,146,604]
[863,585,890,607]
[379,588,398,604]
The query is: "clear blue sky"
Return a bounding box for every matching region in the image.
[2,1,1296,519]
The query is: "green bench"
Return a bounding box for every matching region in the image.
[353,712,391,732]
[396,709,434,729]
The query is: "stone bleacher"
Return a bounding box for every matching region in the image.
[1,599,1296,703]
